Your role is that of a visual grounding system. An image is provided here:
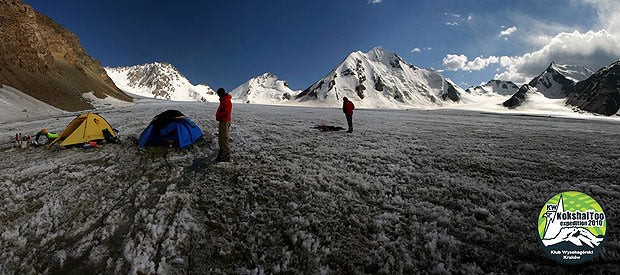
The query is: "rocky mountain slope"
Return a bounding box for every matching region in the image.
[230,73,300,104]
[566,60,620,116]
[529,63,593,99]
[105,63,217,102]
[295,46,463,108]
[0,0,132,111]
[503,63,593,108]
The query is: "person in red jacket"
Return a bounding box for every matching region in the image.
[216,88,232,162]
[343,97,355,133]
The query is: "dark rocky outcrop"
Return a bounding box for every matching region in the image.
[442,81,460,102]
[503,84,534,109]
[0,0,131,111]
[296,80,324,100]
[566,61,620,116]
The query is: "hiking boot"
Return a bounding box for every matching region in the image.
[217,153,231,162]
[346,128,353,133]
[214,152,222,162]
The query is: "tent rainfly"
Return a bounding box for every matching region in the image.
[50,113,117,147]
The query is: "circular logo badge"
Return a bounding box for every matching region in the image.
[538,191,607,264]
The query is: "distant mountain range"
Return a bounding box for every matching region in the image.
[1,0,618,117]
[105,62,218,102]
[503,61,619,116]
[465,80,519,96]
[0,0,132,111]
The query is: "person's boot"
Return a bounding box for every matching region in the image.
[214,151,222,162]
[347,128,353,133]
[219,154,231,162]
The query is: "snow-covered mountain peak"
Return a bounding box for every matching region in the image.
[366,46,401,66]
[527,62,593,99]
[296,46,460,108]
[105,63,218,102]
[230,73,301,104]
[549,62,594,82]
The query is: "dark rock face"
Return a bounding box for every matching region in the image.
[566,61,620,116]
[442,81,460,102]
[374,76,384,91]
[0,0,132,111]
[503,85,533,109]
[296,80,324,100]
[528,63,575,99]
[356,84,366,99]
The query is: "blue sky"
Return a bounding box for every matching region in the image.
[23,0,620,90]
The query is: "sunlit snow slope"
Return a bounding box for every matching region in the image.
[230,73,301,104]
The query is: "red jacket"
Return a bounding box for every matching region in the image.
[343,100,354,115]
[216,94,232,121]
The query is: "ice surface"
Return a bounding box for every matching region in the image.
[0,100,619,273]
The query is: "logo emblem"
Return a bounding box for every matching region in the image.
[538,191,606,264]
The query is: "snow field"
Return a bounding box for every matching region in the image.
[1,100,619,273]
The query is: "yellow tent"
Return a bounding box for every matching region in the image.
[50,113,116,147]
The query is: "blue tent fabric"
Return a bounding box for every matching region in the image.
[138,111,203,148]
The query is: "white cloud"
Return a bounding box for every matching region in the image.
[443,54,468,71]
[583,0,620,37]
[498,26,517,38]
[466,56,499,70]
[369,0,382,4]
[445,12,473,26]
[411,47,431,53]
[499,56,517,67]
[494,30,620,84]
[443,54,499,71]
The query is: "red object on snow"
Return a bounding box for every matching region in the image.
[343,100,355,115]
[216,94,232,122]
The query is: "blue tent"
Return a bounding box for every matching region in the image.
[138,110,203,148]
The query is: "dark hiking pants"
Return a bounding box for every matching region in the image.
[346,115,353,129]
[218,121,231,160]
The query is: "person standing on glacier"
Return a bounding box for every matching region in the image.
[343,97,355,133]
[215,88,232,162]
